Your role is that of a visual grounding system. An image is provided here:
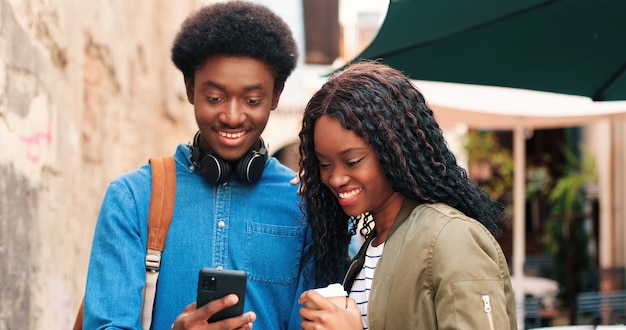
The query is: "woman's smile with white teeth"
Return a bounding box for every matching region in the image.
[338,188,362,199]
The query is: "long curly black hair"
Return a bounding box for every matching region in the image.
[298,61,507,286]
[171,1,298,91]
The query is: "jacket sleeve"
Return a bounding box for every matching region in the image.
[431,218,516,330]
[84,180,147,330]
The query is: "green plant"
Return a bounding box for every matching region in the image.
[548,146,596,217]
[544,146,595,256]
[463,130,514,202]
[544,145,595,323]
[526,165,552,200]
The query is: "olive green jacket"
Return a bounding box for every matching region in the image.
[343,200,517,329]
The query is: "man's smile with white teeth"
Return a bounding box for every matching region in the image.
[219,131,245,139]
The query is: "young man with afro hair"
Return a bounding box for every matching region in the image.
[82,2,312,329]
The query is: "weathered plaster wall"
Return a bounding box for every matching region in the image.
[0,1,202,328]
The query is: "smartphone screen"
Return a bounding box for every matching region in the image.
[197,268,247,322]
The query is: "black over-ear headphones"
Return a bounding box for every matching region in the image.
[191,131,268,185]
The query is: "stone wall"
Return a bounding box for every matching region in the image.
[0,1,203,328]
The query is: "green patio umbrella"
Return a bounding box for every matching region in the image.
[355,0,626,101]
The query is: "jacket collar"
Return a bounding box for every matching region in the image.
[343,198,421,291]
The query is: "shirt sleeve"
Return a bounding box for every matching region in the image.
[286,226,316,330]
[83,180,147,330]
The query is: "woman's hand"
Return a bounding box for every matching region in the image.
[298,290,362,330]
[289,172,301,185]
[289,171,304,194]
[171,294,256,330]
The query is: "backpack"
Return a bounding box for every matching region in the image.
[73,156,177,330]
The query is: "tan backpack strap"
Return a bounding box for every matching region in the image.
[74,156,176,330]
[147,156,176,252]
[142,156,176,330]
[72,297,85,330]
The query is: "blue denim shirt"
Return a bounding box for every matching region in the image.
[84,144,313,330]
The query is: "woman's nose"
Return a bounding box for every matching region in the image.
[327,169,349,188]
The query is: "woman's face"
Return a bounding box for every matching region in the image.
[313,115,398,217]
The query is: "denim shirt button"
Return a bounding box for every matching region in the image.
[218,221,225,229]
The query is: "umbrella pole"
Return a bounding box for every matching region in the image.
[513,123,526,329]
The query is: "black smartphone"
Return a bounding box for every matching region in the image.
[197,268,247,323]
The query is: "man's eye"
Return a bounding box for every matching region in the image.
[247,99,261,105]
[206,96,221,103]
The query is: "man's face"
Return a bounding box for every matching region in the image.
[187,55,282,161]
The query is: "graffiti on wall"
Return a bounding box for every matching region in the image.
[19,111,52,164]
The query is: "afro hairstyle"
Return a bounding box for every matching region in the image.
[171,1,299,90]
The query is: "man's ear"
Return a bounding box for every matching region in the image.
[184,77,194,105]
[271,84,285,110]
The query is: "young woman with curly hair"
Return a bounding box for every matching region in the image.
[297,61,517,329]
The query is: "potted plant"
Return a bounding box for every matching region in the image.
[544,145,595,323]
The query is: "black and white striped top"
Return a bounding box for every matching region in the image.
[349,241,385,329]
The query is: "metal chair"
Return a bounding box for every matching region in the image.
[576,290,626,325]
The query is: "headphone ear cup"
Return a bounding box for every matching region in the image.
[198,153,231,184]
[235,151,266,184]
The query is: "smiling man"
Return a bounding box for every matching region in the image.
[82,2,312,330]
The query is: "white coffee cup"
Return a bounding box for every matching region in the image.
[307,283,348,309]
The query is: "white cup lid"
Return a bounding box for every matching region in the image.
[314,283,348,297]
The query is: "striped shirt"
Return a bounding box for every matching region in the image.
[349,241,385,329]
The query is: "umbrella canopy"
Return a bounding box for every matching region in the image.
[356,0,626,101]
[415,80,626,130]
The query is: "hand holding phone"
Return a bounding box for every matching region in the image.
[197,268,247,323]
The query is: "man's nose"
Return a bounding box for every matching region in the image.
[220,101,245,126]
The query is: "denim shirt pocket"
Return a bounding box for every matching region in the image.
[245,221,305,285]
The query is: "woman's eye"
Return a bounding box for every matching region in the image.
[347,158,364,167]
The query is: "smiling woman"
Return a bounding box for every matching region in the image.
[313,115,398,221]
[297,60,517,329]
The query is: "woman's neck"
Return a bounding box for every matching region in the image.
[371,192,404,246]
